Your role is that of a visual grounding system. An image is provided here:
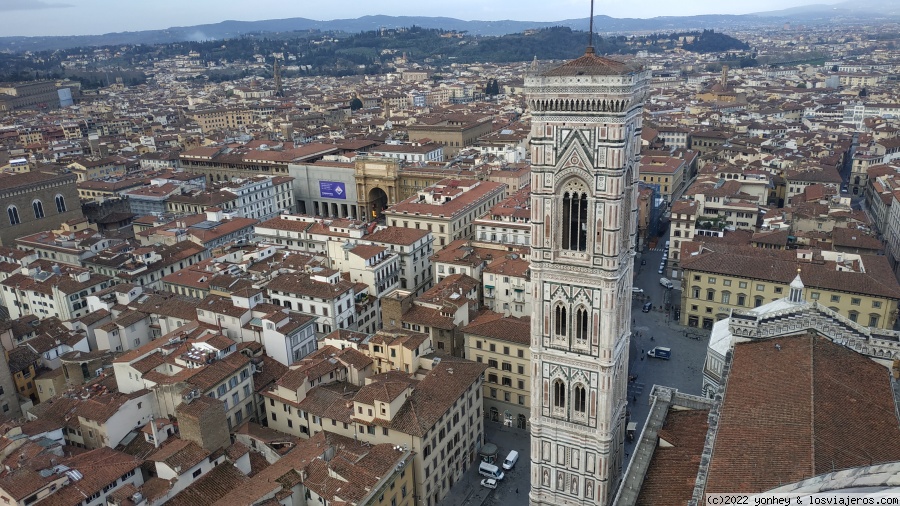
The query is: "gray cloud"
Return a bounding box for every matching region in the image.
[0,0,72,11]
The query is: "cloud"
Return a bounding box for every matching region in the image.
[0,0,72,11]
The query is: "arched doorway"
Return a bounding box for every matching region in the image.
[517,414,527,429]
[368,187,388,221]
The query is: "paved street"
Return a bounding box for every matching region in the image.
[626,246,708,465]
[442,423,531,506]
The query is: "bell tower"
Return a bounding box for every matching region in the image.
[525,47,650,505]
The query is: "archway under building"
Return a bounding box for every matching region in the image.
[367,187,388,221]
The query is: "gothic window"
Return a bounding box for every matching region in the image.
[574,306,589,343]
[55,195,66,213]
[561,180,588,252]
[32,200,44,219]
[554,304,567,337]
[7,206,19,226]
[573,384,587,413]
[622,168,634,249]
[553,379,566,409]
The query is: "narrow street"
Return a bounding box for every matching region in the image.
[625,245,708,466]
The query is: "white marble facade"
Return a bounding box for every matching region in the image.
[526,52,651,506]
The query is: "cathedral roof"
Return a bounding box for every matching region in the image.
[540,48,640,77]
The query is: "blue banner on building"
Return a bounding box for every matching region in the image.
[319,181,347,200]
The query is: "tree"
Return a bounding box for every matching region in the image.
[350,97,363,110]
[485,79,500,96]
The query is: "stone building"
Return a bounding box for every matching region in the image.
[407,114,493,158]
[0,170,83,247]
[384,179,506,250]
[0,344,21,417]
[463,311,531,429]
[525,47,650,505]
[176,395,230,453]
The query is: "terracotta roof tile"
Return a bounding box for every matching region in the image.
[706,335,900,493]
[462,311,531,345]
[540,51,641,77]
[165,459,249,506]
[637,409,709,506]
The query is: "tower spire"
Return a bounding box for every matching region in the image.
[274,57,284,98]
[587,0,595,53]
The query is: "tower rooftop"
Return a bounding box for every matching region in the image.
[540,50,641,77]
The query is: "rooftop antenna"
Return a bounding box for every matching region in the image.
[587,0,595,54]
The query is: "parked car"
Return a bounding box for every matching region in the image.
[502,451,519,470]
[647,346,671,359]
[632,287,644,294]
[642,301,653,313]
[660,278,674,289]
[481,478,498,489]
[479,462,504,480]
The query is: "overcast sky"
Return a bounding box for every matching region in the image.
[2,0,843,37]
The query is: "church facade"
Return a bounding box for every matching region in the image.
[525,49,650,505]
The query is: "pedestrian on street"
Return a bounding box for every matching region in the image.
[516,488,519,494]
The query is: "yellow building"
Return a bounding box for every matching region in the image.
[66,157,126,182]
[8,347,40,403]
[679,243,900,330]
[462,311,531,430]
[385,179,506,250]
[188,107,250,134]
[406,115,492,158]
[639,156,685,200]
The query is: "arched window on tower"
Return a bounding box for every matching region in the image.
[553,379,566,409]
[7,206,19,226]
[573,384,587,414]
[32,200,44,219]
[574,306,589,344]
[622,168,635,250]
[55,194,66,213]
[562,189,588,251]
[554,304,567,338]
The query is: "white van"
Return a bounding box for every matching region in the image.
[479,461,505,480]
[502,450,519,470]
[659,277,674,289]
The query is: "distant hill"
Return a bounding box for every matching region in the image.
[0,1,897,53]
[752,0,900,17]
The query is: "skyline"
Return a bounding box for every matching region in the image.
[1,0,846,38]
